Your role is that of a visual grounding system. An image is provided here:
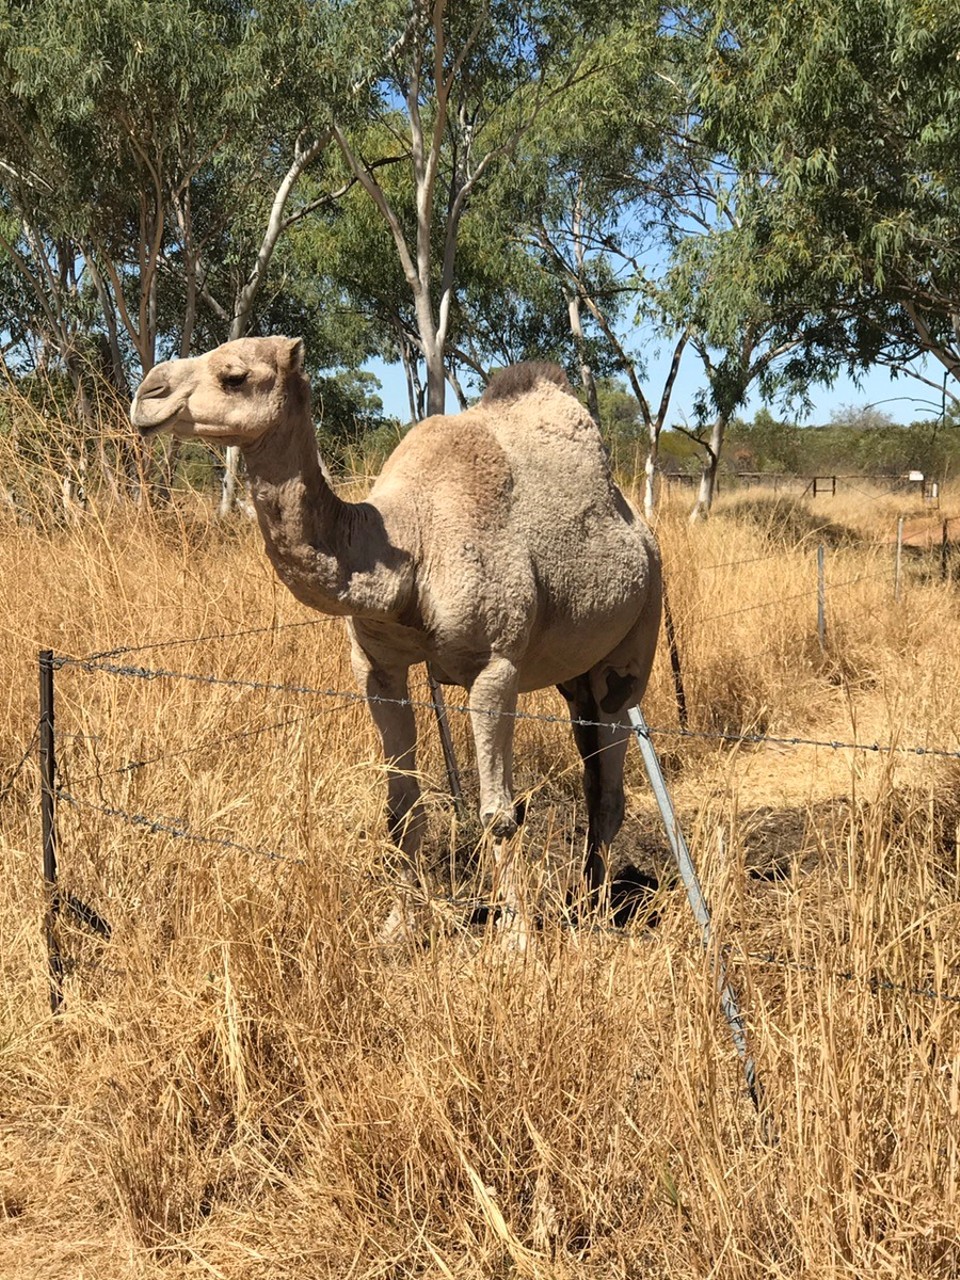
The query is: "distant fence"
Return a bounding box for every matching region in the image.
[662,470,947,502]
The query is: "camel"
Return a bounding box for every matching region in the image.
[131,337,662,937]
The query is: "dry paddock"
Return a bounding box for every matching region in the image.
[2,485,960,1278]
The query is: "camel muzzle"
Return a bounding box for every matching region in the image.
[130,380,183,438]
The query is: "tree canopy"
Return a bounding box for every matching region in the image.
[3,0,960,514]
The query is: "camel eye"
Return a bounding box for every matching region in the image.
[221,370,249,389]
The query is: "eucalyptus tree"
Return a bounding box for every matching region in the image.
[0,0,272,384]
[327,0,628,417]
[516,2,846,520]
[488,2,701,514]
[657,168,844,520]
[295,138,583,423]
[0,0,376,506]
[699,0,960,406]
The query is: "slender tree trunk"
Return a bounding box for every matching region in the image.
[61,349,92,519]
[447,367,469,411]
[218,132,331,516]
[565,288,600,422]
[424,349,446,417]
[689,416,726,522]
[218,447,242,517]
[643,424,659,520]
[400,339,425,422]
[415,291,446,418]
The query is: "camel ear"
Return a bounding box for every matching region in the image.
[284,337,305,371]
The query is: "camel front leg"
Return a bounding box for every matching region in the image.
[469,657,527,940]
[350,640,424,940]
[469,656,519,836]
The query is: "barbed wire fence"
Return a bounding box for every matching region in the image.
[29,533,960,1108]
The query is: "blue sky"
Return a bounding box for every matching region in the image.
[367,351,947,429]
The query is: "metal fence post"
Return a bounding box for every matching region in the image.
[628,706,763,1114]
[39,650,63,1015]
[817,544,826,651]
[427,667,465,814]
[662,585,688,731]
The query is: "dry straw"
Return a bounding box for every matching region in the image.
[2,405,960,1276]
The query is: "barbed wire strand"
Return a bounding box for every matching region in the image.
[55,787,305,866]
[79,615,338,664]
[734,949,960,1008]
[698,549,795,573]
[697,542,886,572]
[58,699,358,788]
[46,842,960,1008]
[68,544,917,667]
[53,654,960,761]
[701,566,894,625]
[1,727,39,802]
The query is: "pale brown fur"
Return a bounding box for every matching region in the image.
[131,339,662,943]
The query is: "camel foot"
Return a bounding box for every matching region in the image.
[481,807,518,841]
[492,902,532,954]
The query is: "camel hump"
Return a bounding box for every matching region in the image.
[480,361,574,405]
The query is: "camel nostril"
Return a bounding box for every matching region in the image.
[139,382,171,400]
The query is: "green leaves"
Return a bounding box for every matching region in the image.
[698,0,960,385]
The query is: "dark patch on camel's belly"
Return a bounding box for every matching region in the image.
[600,669,635,712]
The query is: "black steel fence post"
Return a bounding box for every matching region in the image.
[39,649,63,1014]
[662,584,688,731]
[427,667,465,814]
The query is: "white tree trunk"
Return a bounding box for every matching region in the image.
[642,424,659,521]
[689,417,726,522]
[218,448,241,517]
[217,132,331,516]
[565,289,600,422]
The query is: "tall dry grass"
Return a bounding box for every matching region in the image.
[2,437,960,1277]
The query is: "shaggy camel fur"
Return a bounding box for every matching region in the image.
[131,337,662,935]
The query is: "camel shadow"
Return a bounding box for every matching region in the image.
[464,863,663,932]
[429,793,896,935]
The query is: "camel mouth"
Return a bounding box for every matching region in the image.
[136,419,171,439]
[130,401,187,438]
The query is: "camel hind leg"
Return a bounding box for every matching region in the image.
[559,597,661,904]
[558,675,631,903]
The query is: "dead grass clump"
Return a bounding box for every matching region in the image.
[717,494,861,550]
[104,1039,230,1248]
[854,763,960,896]
[3,476,960,1276]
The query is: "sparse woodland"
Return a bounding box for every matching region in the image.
[4,1,960,517]
[4,3,960,1277]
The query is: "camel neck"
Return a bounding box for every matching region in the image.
[242,405,355,615]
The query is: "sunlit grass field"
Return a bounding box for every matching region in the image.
[2,437,960,1277]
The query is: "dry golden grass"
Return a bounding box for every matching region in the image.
[2,457,960,1277]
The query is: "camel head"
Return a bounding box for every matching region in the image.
[130,336,307,447]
